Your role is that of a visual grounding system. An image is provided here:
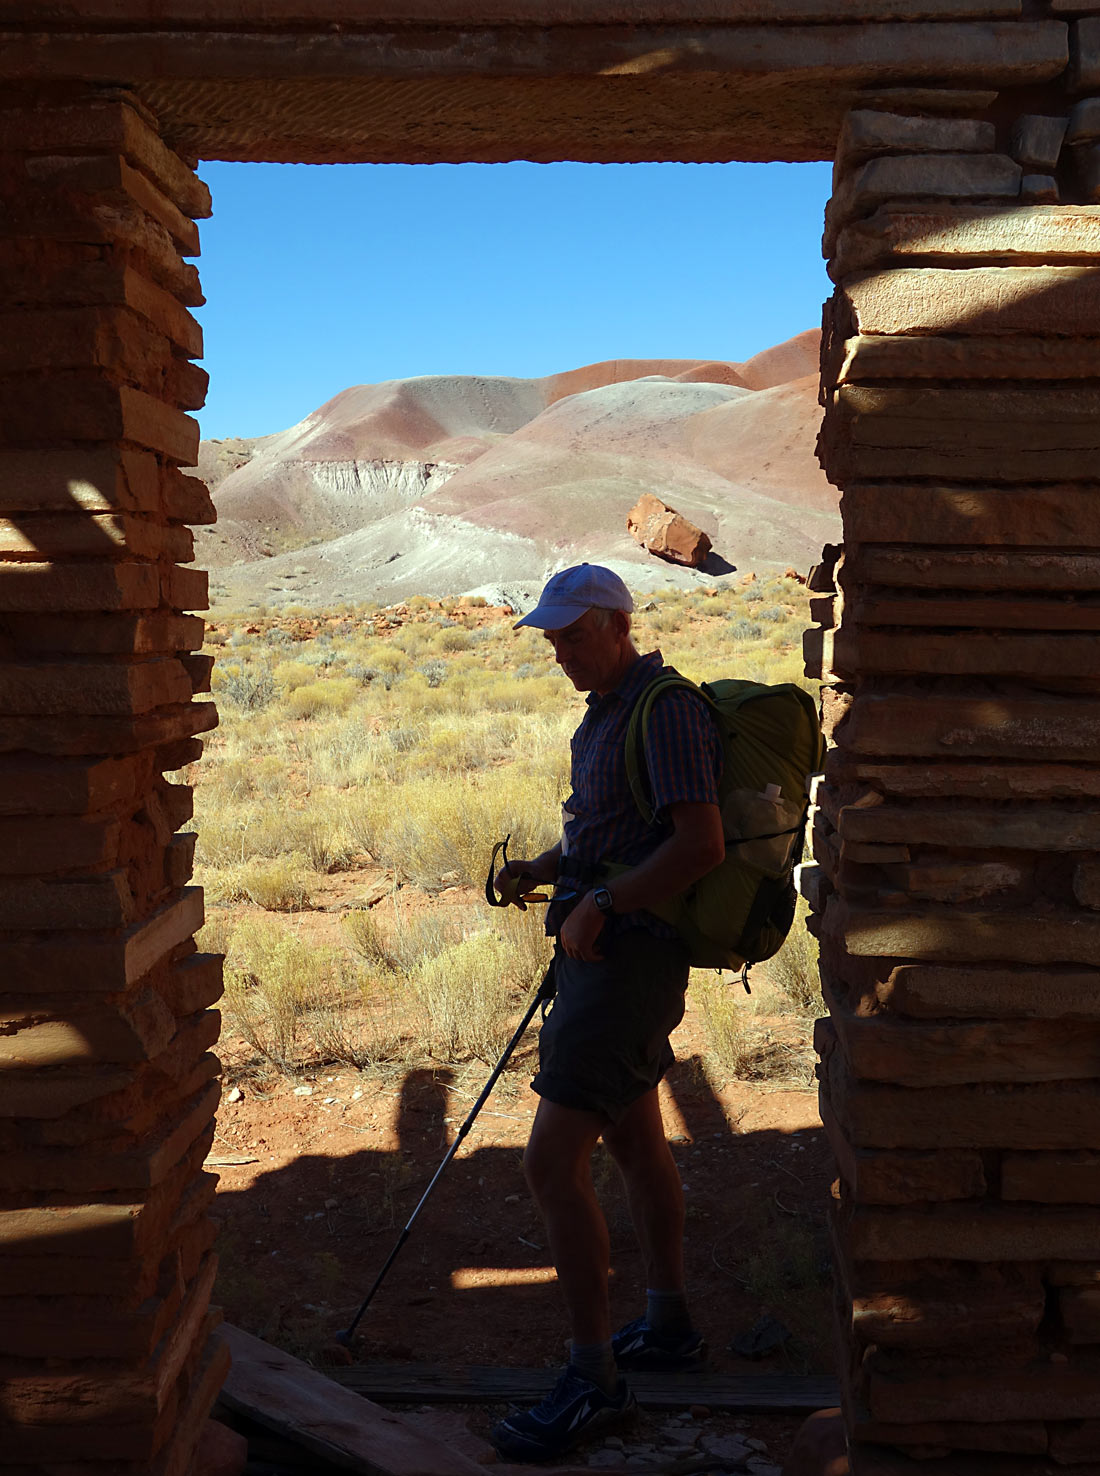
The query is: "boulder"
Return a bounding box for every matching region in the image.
[626,493,711,568]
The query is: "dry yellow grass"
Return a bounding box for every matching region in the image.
[192,580,819,1079]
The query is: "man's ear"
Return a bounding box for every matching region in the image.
[612,609,631,638]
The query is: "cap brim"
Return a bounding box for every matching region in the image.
[513,601,590,631]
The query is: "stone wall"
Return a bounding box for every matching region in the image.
[808,93,1100,1474]
[0,86,225,1475]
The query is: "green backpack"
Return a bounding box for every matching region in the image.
[613,672,825,972]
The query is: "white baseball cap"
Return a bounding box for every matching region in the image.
[514,563,635,630]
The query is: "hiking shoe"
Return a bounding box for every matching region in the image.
[612,1316,706,1372]
[491,1365,636,1462]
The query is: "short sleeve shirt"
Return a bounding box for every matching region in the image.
[548,649,722,939]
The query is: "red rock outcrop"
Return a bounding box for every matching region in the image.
[627,492,712,567]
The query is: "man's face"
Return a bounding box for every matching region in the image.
[543,608,623,693]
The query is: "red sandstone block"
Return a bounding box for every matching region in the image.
[1003,1153,1100,1204]
[0,446,156,516]
[0,872,136,931]
[28,1036,222,1148]
[1,250,202,358]
[823,688,1100,763]
[0,511,194,562]
[162,954,223,1017]
[0,98,211,220]
[821,1039,1100,1151]
[0,699,218,760]
[0,1255,183,1362]
[881,963,1100,1021]
[844,1261,1045,1351]
[0,303,170,381]
[162,469,216,527]
[833,758,1100,804]
[0,657,192,718]
[833,626,1100,681]
[846,546,1100,595]
[181,653,215,694]
[22,152,201,256]
[826,1005,1100,1087]
[1049,1264,1100,1287]
[0,1186,214,1300]
[865,1354,1100,1424]
[157,737,204,771]
[1062,1288,1100,1344]
[0,985,176,1068]
[0,1251,217,1438]
[0,754,147,817]
[825,895,1100,968]
[842,486,1100,552]
[0,373,200,463]
[165,832,197,889]
[161,563,210,612]
[0,1077,218,1196]
[0,560,160,613]
[166,355,210,413]
[4,613,206,659]
[820,1093,985,1203]
[0,887,203,996]
[0,1135,213,1265]
[0,813,119,873]
[1050,1420,1100,1462]
[843,1201,1100,1262]
[853,591,1100,634]
[853,1417,1047,1455]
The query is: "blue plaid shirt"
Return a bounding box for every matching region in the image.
[548,649,722,939]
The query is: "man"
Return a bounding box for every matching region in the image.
[491,563,725,1463]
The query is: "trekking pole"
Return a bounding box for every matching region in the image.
[334,963,556,1347]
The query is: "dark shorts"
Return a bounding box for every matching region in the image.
[531,928,690,1124]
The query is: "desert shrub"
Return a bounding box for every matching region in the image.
[206,853,313,910]
[417,658,449,689]
[273,659,315,691]
[756,605,787,623]
[767,899,823,1015]
[729,618,763,641]
[285,677,359,719]
[410,931,516,1062]
[216,664,276,711]
[341,907,393,968]
[373,764,564,889]
[221,919,315,1068]
[743,585,764,603]
[694,977,792,1081]
[438,626,473,653]
[303,970,405,1068]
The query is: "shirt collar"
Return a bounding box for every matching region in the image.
[585,649,664,709]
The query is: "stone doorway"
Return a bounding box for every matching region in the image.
[2,7,1097,1473]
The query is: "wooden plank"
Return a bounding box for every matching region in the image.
[218,1325,486,1476]
[331,1362,840,1412]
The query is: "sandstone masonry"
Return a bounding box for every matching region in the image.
[0,86,224,1476]
[808,78,1100,1475]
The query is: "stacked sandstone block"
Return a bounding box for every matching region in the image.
[807,90,1100,1473]
[0,86,225,1474]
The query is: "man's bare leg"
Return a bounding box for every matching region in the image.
[602,1087,685,1293]
[524,1097,611,1346]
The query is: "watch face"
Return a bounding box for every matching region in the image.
[594,888,613,913]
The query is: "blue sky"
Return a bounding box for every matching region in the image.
[194,160,833,441]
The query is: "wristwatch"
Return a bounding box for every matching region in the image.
[592,887,615,914]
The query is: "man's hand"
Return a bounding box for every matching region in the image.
[493,851,557,910]
[559,891,605,961]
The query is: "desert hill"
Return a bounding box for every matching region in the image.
[194,329,837,609]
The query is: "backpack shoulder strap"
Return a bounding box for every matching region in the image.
[624,670,718,827]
